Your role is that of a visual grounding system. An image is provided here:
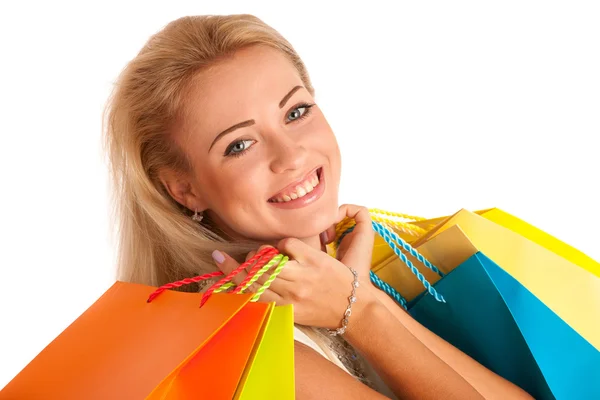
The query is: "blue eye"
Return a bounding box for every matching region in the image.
[225,139,255,157]
[286,103,314,123]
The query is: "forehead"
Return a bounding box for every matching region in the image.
[181,46,303,132]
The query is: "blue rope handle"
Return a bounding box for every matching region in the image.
[379,222,445,277]
[337,226,408,308]
[370,271,408,310]
[372,221,445,303]
[337,222,446,304]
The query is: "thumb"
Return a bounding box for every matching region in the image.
[336,205,375,271]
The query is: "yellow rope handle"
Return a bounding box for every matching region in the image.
[333,208,428,251]
[369,208,426,222]
[335,219,357,238]
[370,214,427,236]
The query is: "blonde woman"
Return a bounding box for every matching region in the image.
[104,14,533,399]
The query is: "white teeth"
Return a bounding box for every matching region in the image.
[270,169,322,203]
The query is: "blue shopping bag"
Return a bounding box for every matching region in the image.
[408,251,600,400]
[337,220,600,400]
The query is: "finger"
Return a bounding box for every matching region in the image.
[336,205,375,269]
[336,230,355,260]
[213,248,289,295]
[244,244,275,263]
[277,237,327,265]
[245,253,292,294]
[212,250,248,287]
[258,258,301,284]
[319,224,337,246]
[244,250,256,262]
[244,245,278,279]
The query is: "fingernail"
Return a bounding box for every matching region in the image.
[212,250,225,264]
[320,231,329,244]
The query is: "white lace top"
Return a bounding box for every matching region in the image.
[293,327,398,399]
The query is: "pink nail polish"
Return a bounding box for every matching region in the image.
[212,250,225,264]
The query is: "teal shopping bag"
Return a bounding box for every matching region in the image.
[408,251,600,400]
[338,220,600,399]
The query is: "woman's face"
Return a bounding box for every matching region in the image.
[168,45,341,242]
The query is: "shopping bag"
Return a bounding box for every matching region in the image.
[0,248,295,400]
[476,208,600,277]
[335,216,600,399]
[148,302,294,400]
[234,305,295,399]
[345,208,600,347]
[412,209,600,350]
[372,207,600,278]
[408,226,600,400]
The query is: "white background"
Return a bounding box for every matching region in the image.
[1,0,598,389]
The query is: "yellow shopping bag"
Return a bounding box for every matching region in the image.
[476,208,600,278]
[379,207,600,277]
[412,209,600,350]
[369,227,475,302]
[368,207,600,286]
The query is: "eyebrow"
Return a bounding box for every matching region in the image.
[208,85,305,152]
[279,85,303,108]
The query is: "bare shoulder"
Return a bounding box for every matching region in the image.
[294,341,388,400]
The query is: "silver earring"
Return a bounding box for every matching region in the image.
[192,209,204,222]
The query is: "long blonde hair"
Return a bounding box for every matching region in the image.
[103,14,369,383]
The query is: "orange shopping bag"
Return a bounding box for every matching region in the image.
[0,248,295,400]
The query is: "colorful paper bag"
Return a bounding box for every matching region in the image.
[373,207,600,278]
[476,208,600,278]
[1,249,295,400]
[235,305,295,399]
[408,227,600,400]
[412,209,600,350]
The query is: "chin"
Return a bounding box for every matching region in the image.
[280,200,339,239]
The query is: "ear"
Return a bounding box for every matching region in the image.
[158,168,207,211]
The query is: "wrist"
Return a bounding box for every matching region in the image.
[342,281,382,342]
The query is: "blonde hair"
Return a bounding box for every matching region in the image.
[103,14,369,384]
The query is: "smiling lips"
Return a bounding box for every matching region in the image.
[268,167,322,203]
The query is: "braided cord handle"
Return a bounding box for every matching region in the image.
[146,247,281,307]
[211,254,289,302]
[333,208,427,250]
[251,256,289,302]
[147,271,224,303]
[238,254,285,293]
[370,214,427,236]
[370,271,408,310]
[371,221,445,303]
[376,222,445,277]
[334,215,446,305]
[200,247,279,307]
[333,208,443,277]
[369,208,426,221]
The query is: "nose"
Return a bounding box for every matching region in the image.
[269,137,309,174]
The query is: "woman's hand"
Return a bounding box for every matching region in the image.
[323,204,375,282]
[211,204,378,329]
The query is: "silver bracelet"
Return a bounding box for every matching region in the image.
[328,267,360,336]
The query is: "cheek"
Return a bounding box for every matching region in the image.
[203,162,263,208]
[313,124,342,179]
